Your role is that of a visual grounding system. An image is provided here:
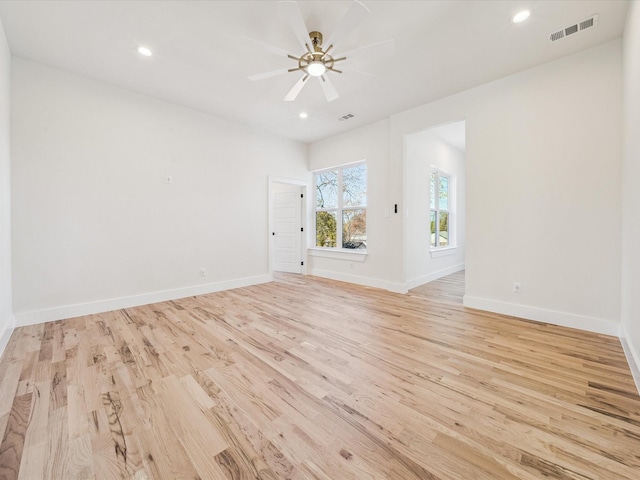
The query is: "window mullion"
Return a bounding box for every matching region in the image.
[434,170,440,246]
[434,171,440,211]
[337,168,343,249]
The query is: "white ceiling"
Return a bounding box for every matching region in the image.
[0,0,629,144]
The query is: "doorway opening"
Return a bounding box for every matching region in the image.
[404,120,466,290]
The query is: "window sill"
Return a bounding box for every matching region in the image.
[308,247,367,262]
[430,246,457,259]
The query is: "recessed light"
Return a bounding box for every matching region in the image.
[299,112,308,119]
[138,46,153,57]
[512,10,531,24]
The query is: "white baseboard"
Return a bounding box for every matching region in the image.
[14,274,273,327]
[0,314,15,359]
[309,269,408,294]
[620,323,640,396]
[462,295,620,337]
[406,263,465,291]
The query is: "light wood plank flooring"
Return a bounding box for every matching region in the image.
[0,271,639,479]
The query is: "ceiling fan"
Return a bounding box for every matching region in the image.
[247,0,394,102]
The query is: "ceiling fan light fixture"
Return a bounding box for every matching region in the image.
[307,61,326,77]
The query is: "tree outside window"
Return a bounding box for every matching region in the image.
[315,163,366,249]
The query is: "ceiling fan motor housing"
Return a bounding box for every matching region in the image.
[309,31,324,51]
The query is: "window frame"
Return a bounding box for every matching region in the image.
[313,161,367,252]
[430,167,454,251]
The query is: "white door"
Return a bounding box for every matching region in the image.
[272,184,303,273]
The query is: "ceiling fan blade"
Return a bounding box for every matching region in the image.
[248,68,291,81]
[324,0,371,50]
[338,39,395,62]
[240,36,293,58]
[319,75,339,102]
[279,1,312,52]
[284,75,310,101]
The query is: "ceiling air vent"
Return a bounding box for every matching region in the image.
[338,113,355,121]
[549,14,598,43]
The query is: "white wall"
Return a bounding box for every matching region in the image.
[309,41,622,334]
[391,39,622,336]
[621,2,640,387]
[405,128,465,289]
[0,18,13,354]
[308,119,406,292]
[11,58,308,325]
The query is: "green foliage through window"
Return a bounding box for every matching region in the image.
[316,212,337,247]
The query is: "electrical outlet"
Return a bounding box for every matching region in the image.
[513,282,521,293]
[200,268,206,277]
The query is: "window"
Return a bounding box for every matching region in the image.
[315,163,366,250]
[430,169,452,248]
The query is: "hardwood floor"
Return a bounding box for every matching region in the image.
[0,271,639,479]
